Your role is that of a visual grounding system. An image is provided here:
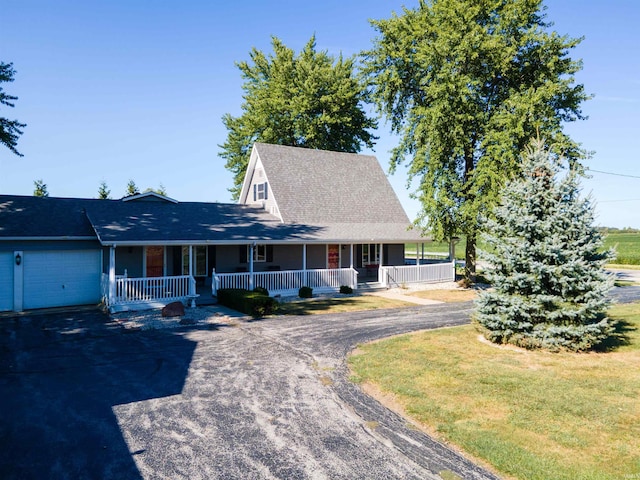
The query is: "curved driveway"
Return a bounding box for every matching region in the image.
[1,303,501,480]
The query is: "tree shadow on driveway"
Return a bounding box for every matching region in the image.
[0,310,201,480]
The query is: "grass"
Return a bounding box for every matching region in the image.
[604,232,640,265]
[349,302,640,480]
[276,295,414,315]
[409,289,478,303]
[408,231,640,265]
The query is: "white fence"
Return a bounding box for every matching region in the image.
[379,262,455,287]
[213,268,358,296]
[102,273,196,311]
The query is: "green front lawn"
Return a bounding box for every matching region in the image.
[349,303,640,480]
[276,295,414,315]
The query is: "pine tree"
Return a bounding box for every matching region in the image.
[125,179,139,197]
[475,139,615,352]
[0,62,26,156]
[33,179,49,197]
[98,181,111,199]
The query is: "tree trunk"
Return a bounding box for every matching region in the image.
[465,233,476,283]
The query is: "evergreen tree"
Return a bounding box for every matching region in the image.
[125,179,139,196]
[475,139,615,352]
[33,179,49,197]
[98,181,111,199]
[363,0,588,281]
[0,62,26,156]
[220,35,377,199]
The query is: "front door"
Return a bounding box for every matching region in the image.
[146,246,164,277]
[327,244,340,269]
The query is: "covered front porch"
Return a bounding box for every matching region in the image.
[101,241,454,312]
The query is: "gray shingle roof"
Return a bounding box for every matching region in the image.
[0,195,423,245]
[0,195,97,238]
[0,144,428,245]
[254,143,413,225]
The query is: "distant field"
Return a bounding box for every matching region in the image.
[408,231,640,265]
[604,232,640,265]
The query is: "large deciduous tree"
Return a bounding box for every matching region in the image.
[363,0,588,280]
[220,35,377,199]
[0,62,26,156]
[475,138,614,352]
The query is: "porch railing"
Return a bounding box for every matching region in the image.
[379,262,455,287]
[213,268,358,296]
[102,273,196,311]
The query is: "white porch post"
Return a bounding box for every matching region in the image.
[416,243,421,266]
[249,243,254,290]
[211,268,217,296]
[302,244,307,287]
[349,244,356,289]
[108,246,116,307]
[378,243,384,285]
[188,245,196,307]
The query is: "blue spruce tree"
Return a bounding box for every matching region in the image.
[475,139,615,351]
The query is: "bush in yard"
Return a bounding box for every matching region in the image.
[339,285,353,294]
[217,288,278,318]
[474,139,615,352]
[253,286,269,296]
[298,286,313,298]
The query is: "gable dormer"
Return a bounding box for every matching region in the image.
[121,191,179,203]
[238,146,282,220]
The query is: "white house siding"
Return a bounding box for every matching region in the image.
[246,158,279,217]
[23,250,101,310]
[0,252,13,311]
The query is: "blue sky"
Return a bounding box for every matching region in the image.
[1,0,638,228]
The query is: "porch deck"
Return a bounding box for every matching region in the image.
[102,262,454,312]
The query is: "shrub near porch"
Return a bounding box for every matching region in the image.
[349,303,640,480]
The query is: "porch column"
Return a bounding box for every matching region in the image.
[249,243,254,290]
[108,246,116,307]
[302,244,307,287]
[349,244,355,289]
[416,243,421,266]
[188,245,196,303]
[378,243,384,284]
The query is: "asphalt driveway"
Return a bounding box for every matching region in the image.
[0,303,501,480]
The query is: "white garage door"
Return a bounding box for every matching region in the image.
[23,250,101,310]
[0,252,13,311]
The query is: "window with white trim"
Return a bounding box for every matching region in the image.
[362,244,380,265]
[253,182,268,201]
[182,246,208,276]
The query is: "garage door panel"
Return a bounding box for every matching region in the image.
[0,253,13,311]
[23,250,101,310]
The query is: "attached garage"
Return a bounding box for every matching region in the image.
[0,252,13,311]
[21,250,102,310]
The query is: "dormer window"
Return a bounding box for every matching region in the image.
[253,182,268,201]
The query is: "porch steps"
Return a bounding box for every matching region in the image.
[356,281,386,292]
